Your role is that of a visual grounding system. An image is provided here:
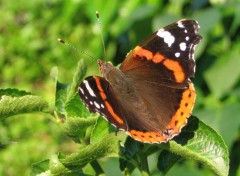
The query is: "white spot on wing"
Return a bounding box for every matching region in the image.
[79,88,84,94]
[157,30,175,47]
[175,52,180,57]
[188,43,195,62]
[184,29,187,33]
[90,101,93,105]
[186,36,189,41]
[101,104,104,108]
[180,42,187,51]
[177,21,184,28]
[94,101,100,109]
[83,80,96,97]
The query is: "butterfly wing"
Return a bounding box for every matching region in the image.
[116,19,201,143]
[117,75,196,143]
[120,19,201,86]
[79,76,128,130]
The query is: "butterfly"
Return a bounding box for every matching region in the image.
[78,19,202,143]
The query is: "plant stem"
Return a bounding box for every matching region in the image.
[90,160,104,175]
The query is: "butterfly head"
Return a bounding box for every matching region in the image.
[97,59,114,78]
[97,59,133,93]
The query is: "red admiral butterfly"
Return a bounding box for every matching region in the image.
[78,19,202,143]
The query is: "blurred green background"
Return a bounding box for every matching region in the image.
[0,0,239,175]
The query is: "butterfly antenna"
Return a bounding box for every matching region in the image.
[96,11,107,59]
[58,39,97,61]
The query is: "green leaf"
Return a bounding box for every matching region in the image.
[54,60,87,117]
[120,137,159,175]
[51,66,68,115]
[204,42,240,98]
[120,138,144,174]
[63,116,98,140]
[0,88,31,97]
[0,89,49,119]
[157,150,181,173]
[65,92,91,117]
[31,159,50,176]
[90,117,118,144]
[55,81,68,115]
[229,136,240,176]
[49,134,120,175]
[49,154,85,176]
[158,116,229,176]
[66,59,87,102]
[195,102,240,148]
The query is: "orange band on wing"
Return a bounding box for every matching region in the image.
[167,82,196,134]
[128,130,167,143]
[152,53,165,63]
[133,46,153,60]
[100,92,107,100]
[163,59,185,83]
[105,101,124,125]
[133,46,165,63]
[94,76,104,92]
[132,46,185,83]
[93,76,124,125]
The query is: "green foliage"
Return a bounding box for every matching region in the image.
[0,59,230,176]
[0,89,49,119]
[1,0,239,175]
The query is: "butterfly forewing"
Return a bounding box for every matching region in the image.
[120,19,201,85]
[78,76,127,130]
